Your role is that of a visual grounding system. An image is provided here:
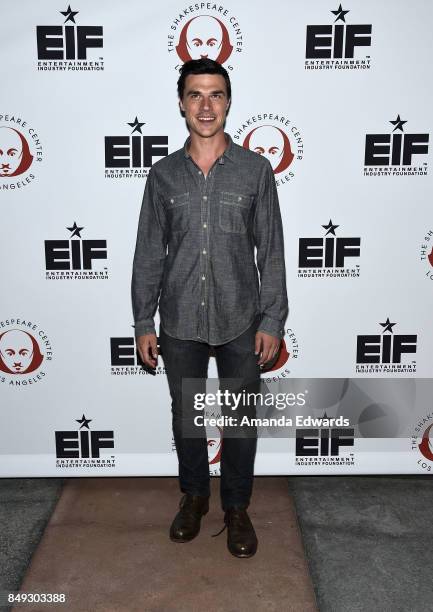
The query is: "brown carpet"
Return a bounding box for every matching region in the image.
[14,476,317,612]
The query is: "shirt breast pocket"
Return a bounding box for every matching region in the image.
[219,191,252,234]
[165,192,190,234]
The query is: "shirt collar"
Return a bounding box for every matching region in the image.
[183,132,235,165]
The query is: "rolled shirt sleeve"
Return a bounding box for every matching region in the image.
[131,168,167,338]
[253,160,289,339]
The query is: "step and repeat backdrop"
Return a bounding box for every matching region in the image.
[1,0,432,476]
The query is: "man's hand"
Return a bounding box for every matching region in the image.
[255,331,281,367]
[136,333,158,368]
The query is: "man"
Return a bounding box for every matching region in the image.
[131,58,288,558]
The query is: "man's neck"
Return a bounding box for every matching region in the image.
[187,130,228,165]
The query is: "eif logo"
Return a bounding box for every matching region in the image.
[298,220,360,278]
[305,5,372,70]
[55,414,115,469]
[104,118,168,179]
[110,333,165,376]
[36,6,104,71]
[364,116,429,176]
[44,222,108,279]
[295,421,355,466]
[356,318,417,374]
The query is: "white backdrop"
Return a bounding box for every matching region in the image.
[1,0,432,476]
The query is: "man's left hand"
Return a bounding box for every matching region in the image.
[255,331,281,367]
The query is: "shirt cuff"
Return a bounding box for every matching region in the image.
[257,315,285,339]
[134,320,156,338]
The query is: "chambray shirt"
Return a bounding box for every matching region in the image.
[131,133,288,345]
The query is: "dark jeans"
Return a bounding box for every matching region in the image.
[159,314,261,511]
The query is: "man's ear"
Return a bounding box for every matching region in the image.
[179,98,185,113]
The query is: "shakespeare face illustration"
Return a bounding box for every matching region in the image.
[208,426,223,465]
[419,423,433,462]
[0,329,43,374]
[176,15,233,64]
[0,127,33,177]
[244,125,294,174]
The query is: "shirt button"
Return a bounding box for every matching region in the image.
[203,223,207,228]
[198,170,202,175]
[202,249,207,255]
[238,196,242,202]
[202,275,205,280]
[201,301,205,306]
[203,195,207,201]
[170,198,174,203]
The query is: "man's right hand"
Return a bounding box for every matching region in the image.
[136,333,158,368]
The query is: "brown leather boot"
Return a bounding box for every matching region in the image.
[223,507,258,558]
[169,493,209,543]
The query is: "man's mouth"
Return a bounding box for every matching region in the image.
[197,116,216,123]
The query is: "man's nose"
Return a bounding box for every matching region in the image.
[200,96,211,110]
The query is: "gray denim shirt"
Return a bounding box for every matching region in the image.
[131,132,288,345]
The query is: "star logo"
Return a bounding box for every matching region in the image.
[389,115,407,133]
[331,4,350,23]
[379,318,397,334]
[76,414,92,429]
[128,117,145,134]
[322,219,339,236]
[67,222,84,238]
[60,5,79,24]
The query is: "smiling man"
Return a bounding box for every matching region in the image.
[131,58,288,558]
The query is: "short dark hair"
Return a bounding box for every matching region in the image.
[177,59,231,101]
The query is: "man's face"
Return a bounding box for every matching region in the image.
[0,329,34,373]
[186,16,223,60]
[0,127,23,176]
[249,125,285,171]
[179,73,230,139]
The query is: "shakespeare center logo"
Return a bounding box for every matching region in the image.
[36,5,104,71]
[411,413,433,472]
[260,327,300,383]
[0,114,43,190]
[110,331,166,377]
[356,317,417,374]
[44,222,108,280]
[167,4,243,71]
[420,228,433,281]
[171,423,222,476]
[207,425,223,475]
[0,318,53,387]
[298,220,361,278]
[364,116,429,176]
[233,113,304,187]
[305,5,372,70]
[55,414,115,469]
[104,118,168,179]
[295,413,355,467]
